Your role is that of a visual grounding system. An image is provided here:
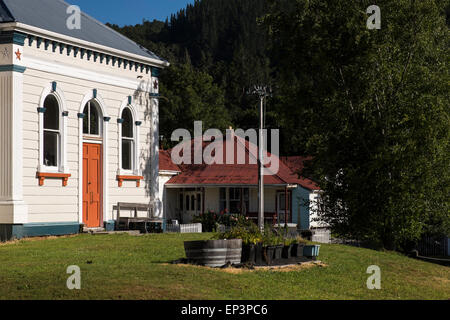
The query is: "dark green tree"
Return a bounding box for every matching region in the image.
[110,0,274,138]
[159,62,231,148]
[265,0,450,249]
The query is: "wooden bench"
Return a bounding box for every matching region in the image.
[113,202,162,233]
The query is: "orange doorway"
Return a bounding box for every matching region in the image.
[83,143,102,228]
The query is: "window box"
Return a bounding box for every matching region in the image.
[117,175,143,187]
[37,172,71,187]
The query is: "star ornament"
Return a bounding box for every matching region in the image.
[15,48,22,61]
[153,79,158,90]
[1,47,9,59]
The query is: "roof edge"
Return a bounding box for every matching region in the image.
[1,22,170,68]
[0,0,15,23]
[165,183,298,188]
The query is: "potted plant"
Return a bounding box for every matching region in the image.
[216,218,262,265]
[241,234,262,264]
[291,237,307,257]
[274,243,284,261]
[261,226,278,265]
[255,242,264,265]
[264,245,276,265]
[241,244,256,263]
[282,238,293,259]
[303,244,321,259]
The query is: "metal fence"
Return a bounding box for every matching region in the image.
[166,223,203,234]
[417,236,449,257]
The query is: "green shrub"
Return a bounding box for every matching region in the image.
[193,211,244,232]
[216,217,262,245]
[216,219,296,247]
[192,210,218,232]
[262,225,283,246]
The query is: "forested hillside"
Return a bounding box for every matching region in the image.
[108,0,287,151]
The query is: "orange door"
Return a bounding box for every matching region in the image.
[83,143,102,228]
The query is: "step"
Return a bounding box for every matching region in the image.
[82,227,105,233]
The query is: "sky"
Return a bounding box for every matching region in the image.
[67,0,195,26]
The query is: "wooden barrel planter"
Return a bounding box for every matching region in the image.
[184,239,243,267]
[226,239,243,265]
[184,240,228,267]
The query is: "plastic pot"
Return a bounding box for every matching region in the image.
[274,245,283,261]
[241,244,256,264]
[303,245,321,258]
[264,246,276,265]
[282,245,293,259]
[291,243,305,257]
[255,243,264,265]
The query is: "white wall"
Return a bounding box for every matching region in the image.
[20,39,159,225]
[204,188,220,212]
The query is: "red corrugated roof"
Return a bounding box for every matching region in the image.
[159,149,181,172]
[162,134,320,190]
[280,156,320,190]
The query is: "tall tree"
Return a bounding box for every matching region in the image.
[159,62,231,148]
[265,0,450,249]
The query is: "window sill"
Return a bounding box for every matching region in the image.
[117,175,143,188]
[37,172,71,187]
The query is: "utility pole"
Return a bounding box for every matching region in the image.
[248,85,271,233]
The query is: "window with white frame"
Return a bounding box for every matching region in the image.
[229,188,249,214]
[43,95,60,168]
[219,187,249,214]
[121,107,135,171]
[229,188,241,214]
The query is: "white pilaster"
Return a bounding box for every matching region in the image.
[150,72,161,218]
[0,39,28,224]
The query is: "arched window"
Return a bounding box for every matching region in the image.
[43,95,60,167]
[83,100,101,136]
[117,100,141,179]
[121,107,134,170]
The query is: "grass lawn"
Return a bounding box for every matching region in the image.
[0,233,448,300]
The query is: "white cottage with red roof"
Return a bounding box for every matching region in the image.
[0,0,168,240]
[159,132,323,231]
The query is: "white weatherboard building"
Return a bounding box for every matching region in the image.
[0,0,168,241]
